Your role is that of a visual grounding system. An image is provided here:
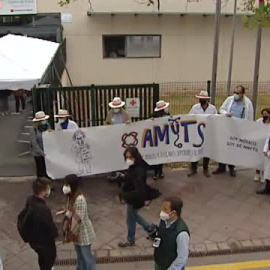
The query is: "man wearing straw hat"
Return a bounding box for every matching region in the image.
[105,97,131,125]
[151,100,170,180]
[54,109,78,130]
[188,91,217,177]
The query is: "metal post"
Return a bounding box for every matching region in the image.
[207,80,211,96]
[252,0,264,116]
[226,0,237,96]
[211,0,222,105]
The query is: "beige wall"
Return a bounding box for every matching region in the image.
[37,0,270,86]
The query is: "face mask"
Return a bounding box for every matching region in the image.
[126,159,134,167]
[45,188,51,198]
[41,120,48,125]
[199,100,207,106]
[164,107,169,113]
[59,118,66,124]
[114,108,120,113]
[62,185,71,195]
[234,94,240,101]
[38,123,48,131]
[160,210,170,221]
[263,116,269,122]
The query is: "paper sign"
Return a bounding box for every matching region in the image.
[126,98,140,118]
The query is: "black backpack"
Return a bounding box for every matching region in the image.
[17,206,33,243]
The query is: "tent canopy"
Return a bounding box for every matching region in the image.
[0,34,59,91]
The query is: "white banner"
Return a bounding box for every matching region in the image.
[43,115,270,179]
[0,0,37,15]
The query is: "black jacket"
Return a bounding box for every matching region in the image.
[122,160,148,209]
[151,111,170,119]
[26,195,58,246]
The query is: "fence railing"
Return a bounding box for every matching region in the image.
[32,83,160,128]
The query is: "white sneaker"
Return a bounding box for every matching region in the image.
[261,178,266,183]
[254,174,260,182]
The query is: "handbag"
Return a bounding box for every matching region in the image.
[144,185,162,206]
[62,210,81,243]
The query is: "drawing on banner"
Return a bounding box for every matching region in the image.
[72,130,92,175]
[122,132,138,148]
[169,117,183,148]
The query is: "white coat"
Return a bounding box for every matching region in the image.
[189,103,217,115]
[55,120,79,130]
[263,138,270,180]
[219,96,254,121]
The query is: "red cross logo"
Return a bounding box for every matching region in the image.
[130,100,136,106]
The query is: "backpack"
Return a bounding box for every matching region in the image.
[17,206,33,243]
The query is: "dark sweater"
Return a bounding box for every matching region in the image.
[26,195,58,246]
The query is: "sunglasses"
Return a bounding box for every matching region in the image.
[234,91,241,95]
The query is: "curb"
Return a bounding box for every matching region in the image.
[0,176,36,182]
[55,238,270,266]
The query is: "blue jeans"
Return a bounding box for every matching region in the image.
[155,263,185,270]
[127,204,150,243]
[74,244,96,270]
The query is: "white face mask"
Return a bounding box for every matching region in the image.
[59,118,66,124]
[160,210,170,221]
[62,185,71,195]
[164,107,169,113]
[126,159,134,167]
[45,188,51,198]
[114,108,120,113]
[234,94,240,101]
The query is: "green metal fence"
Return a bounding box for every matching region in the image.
[32,83,160,128]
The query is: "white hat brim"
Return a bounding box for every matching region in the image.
[54,114,71,118]
[32,115,50,122]
[154,103,169,112]
[109,101,125,108]
[196,95,211,99]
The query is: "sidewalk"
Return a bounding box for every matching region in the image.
[1,168,270,270]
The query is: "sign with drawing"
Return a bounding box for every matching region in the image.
[126,98,140,118]
[43,115,270,179]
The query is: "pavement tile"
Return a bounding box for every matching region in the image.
[194,244,207,253]
[218,242,230,251]
[205,243,219,252]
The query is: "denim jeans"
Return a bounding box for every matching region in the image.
[74,244,96,270]
[127,204,150,243]
[155,263,185,270]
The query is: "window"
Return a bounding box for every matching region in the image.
[103,35,161,59]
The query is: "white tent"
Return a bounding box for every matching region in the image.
[0,34,59,91]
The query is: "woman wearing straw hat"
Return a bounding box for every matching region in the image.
[188,91,217,177]
[151,100,170,180]
[54,109,78,130]
[30,111,51,178]
[105,97,131,125]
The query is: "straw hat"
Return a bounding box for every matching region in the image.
[109,97,125,108]
[54,109,71,118]
[196,91,211,99]
[154,100,170,112]
[32,111,49,122]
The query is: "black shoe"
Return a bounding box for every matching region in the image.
[187,170,197,177]
[153,176,158,181]
[146,224,157,234]
[159,173,164,179]
[118,241,135,248]
[230,170,236,177]
[212,168,226,175]
[256,188,270,195]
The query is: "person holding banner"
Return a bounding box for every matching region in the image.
[54,109,78,130]
[254,108,270,182]
[257,137,270,195]
[151,100,170,180]
[105,97,131,125]
[118,147,156,247]
[213,85,254,177]
[188,91,217,177]
[30,111,51,178]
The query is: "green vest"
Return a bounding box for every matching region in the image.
[154,218,190,270]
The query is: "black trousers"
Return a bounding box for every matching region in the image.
[15,96,26,112]
[218,163,235,171]
[34,156,48,178]
[191,157,210,170]
[30,243,56,270]
[154,164,163,176]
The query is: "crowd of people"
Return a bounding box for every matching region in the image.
[23,84,270,270]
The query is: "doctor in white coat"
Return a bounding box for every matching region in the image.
[213,85,254,177]
[54,109,79,130]
[257,137,270,195]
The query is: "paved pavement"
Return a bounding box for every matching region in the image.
[1,168,270,269]
[0,97,35,177]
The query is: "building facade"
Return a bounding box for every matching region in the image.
[1,0,270,86]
